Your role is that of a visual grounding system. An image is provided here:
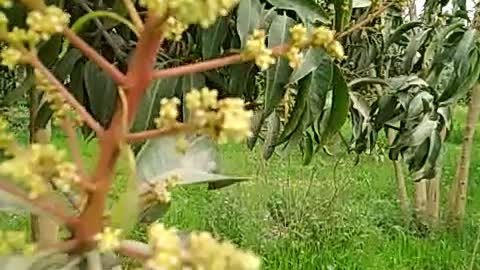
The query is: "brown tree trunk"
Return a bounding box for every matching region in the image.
[413,180,428,227]
[388,129,411,225]
[29,90,58,246]
[447,83,480,229]
[425,127,446,230]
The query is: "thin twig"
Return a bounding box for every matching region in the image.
[63,29,127,85]
[0,179,77,227]
[117,240,151,260]
[336,4,392,39]
[61,119,88,180]
[29,55,104,135]
[152,45,288,80]
[126,123,195,143]
[122,0,144,32]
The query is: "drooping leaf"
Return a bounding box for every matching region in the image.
[263,111,281,160]
[110,144,139,236]
[136,135,248,193]
[264,14,294,116]
[302,131,314,165]
[276,81,309,145]
[247,110,266,150]
[384,21,424,50]
[403,28,432,73]
[83,61,117,127]
[1,73,34,106]
[319,65,350,143]
[227,63,257,97]
[52,49,84,82]
[201,16,229,59]
[265,0,330,24]
[289,48,329,84]
[237,0,263,48]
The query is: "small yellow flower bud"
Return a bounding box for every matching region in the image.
[94,227,122,252]
[289,24,308,47]
[311,26,335,47]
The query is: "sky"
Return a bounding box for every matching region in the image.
[415,0,476,15]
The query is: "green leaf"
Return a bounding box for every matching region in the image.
[263,111,281,160]
[38,36,62,68]
[131,78,181,133]
[384,21,424,50]
[201,16,229,59]
[289,48,329,84]
[264,14,294,116]
[275,83,308,145]
[227,63,257,97]
[348,77,388,88]
[302,131,314,165]
[52,49,84,82]
[452,29,478,77]
[334,0,353,32]
[320,65,349,143]
[136,135,248,192]
[110,144,139,236]
[403,28,432,73]
[309,57,333,118]
[265,0,330,24]
[237,0,263,48]
[247,111,266,150]
[83,61,118,127]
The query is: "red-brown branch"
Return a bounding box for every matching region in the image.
[0,179,78,228]
[29,55,104,135]
[126,123,195,143]
[73,14,165,252]
[152,45,288,80]
[63,29,127,86]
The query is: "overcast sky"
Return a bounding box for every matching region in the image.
[415,0,476,15]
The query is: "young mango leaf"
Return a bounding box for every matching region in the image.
[334,0,353,32]
[83,60,117,127]
[237,0,264,48]
[265,0,330,24]
[264,14,294,116]
[136,135,249,194]
[201,16,229,59]
[110,144,139,236]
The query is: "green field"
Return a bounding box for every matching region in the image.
[2,107,480,269]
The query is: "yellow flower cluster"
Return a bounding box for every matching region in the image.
[0,5,69,69]
[187,87,253,144]
[241,24,345,70]
[34,69,82,126]
[0,230,35,256]
[145,223,260,270]
[311,26,345,60]
[154,88,252,144]
[94,227,123,253]
[241,30,275,71]
[0,143,80,199]
[0,0,11,8]
[141,0,239,29]
[26,6,70,40]
[152,175,179,203]
[163,17,189,41]
[0,118,15,155]
[155,97,181,128]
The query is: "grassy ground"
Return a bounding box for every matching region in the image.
[2,106,480,269]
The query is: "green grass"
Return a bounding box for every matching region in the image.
[2,106,480,269]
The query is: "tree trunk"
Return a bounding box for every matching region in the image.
[29,89,59,246]
[447,83,480,229]
[387,129,411,225]
[425,127,446,230]
[409,0,417,21]
[413,180,428,228]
